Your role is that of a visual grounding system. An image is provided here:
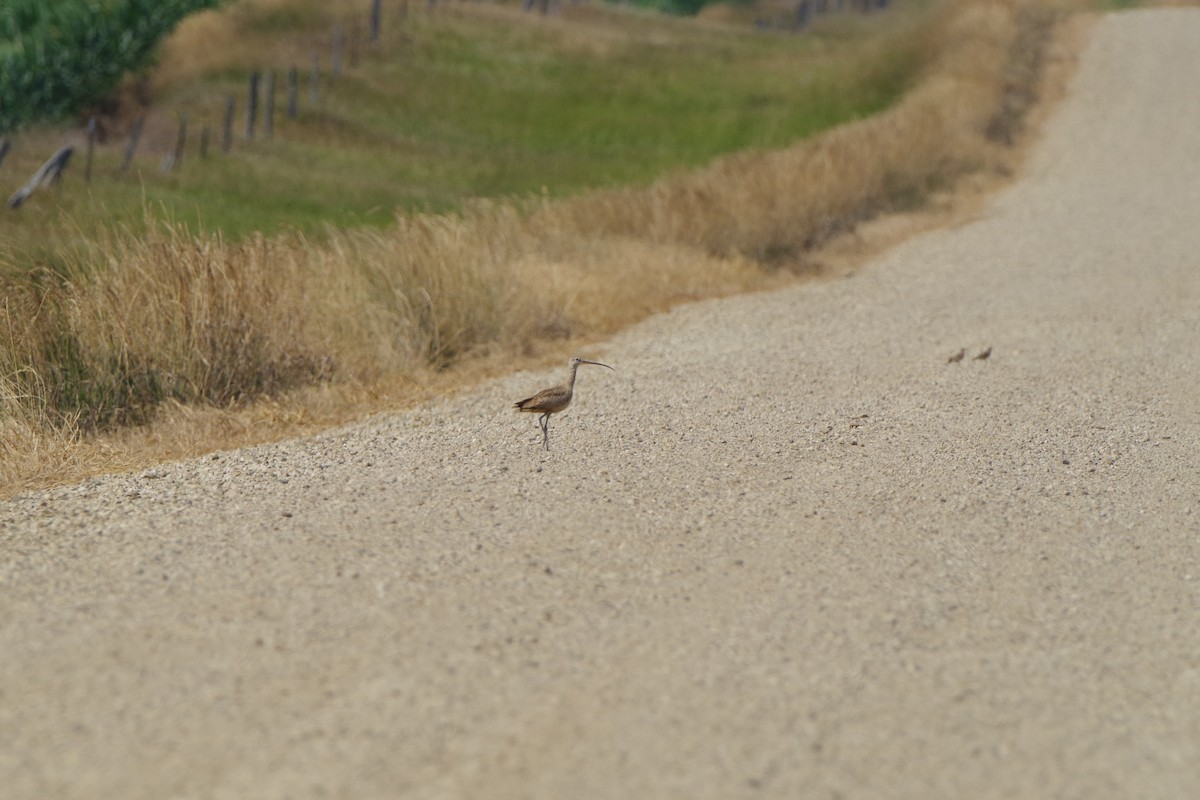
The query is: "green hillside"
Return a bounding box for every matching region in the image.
[0,0,932,254]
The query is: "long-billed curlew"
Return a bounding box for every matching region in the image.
[514,357,614,450]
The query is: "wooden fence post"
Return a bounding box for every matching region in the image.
[288,67,299,118]
[172,112,188,169]
[370,0,382,41]
[120,116,144,173]
[85,117,96,183]
[222,95,236,152]
[200,126,211,159]
[333,24,343,76]
[264,71,275,138]
[310,52,321,104]
[246,71,260,140]
[0,140,10,170]
[793,0,811,29]
[9,146,73,208]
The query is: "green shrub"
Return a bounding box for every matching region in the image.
[0,0,223,133]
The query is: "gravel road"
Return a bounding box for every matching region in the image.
[3,9,1200,799]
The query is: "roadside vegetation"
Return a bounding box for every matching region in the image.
[0,0,926,249]
[1,0,1065,494]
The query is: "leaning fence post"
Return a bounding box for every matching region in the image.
[85,117,97,183]
[222,95,235,152]
[246,71,260,140]
[287,67,299,118]
[9,146,73,208]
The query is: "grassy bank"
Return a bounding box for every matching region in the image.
[1,0,1064,494]
[0,0,930,253]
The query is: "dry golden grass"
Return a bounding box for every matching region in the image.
[1,0,1075,497]
[153,0,765,91]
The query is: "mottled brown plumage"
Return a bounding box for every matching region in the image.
[515,357,613,450]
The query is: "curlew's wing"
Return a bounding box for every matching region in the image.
[513,385,570,414]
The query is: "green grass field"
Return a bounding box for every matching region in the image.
[0,1,931,255]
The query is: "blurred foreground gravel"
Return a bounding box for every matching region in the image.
[3,10,1199,799]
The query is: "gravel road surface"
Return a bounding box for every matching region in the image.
[3,9,1199,799]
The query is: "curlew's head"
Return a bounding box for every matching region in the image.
[570,357,614,371]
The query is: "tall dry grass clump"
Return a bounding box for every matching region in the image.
[3,229,324,429]
[312,207,547,374]
[1,214,524,435]
[1,0,1061,494]
[311,206,764,374]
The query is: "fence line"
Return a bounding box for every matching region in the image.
[2,0,892,209]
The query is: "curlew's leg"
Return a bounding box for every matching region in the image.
[539,413,550,450]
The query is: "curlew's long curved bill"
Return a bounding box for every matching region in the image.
[578,359,614,370]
